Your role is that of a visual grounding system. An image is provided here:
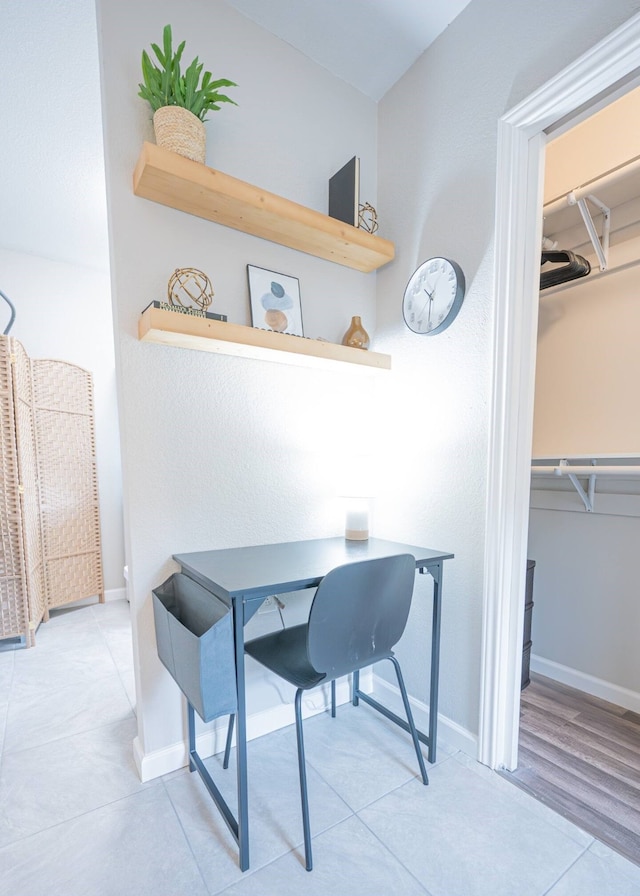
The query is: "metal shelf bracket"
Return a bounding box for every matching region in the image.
[559,459,597,512]
[567,192,611,271]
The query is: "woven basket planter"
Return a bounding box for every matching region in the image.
[153,106,206,164]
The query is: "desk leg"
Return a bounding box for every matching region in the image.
[233,597,250,872]
[428,562,443,764]
[352,563,443,766]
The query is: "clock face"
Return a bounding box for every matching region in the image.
[402,257,466,335]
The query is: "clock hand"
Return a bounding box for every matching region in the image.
[416,287,433,321]
[423,271,444,324]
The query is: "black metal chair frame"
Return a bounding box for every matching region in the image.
[244,553,429,871]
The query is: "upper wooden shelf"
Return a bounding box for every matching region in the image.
[133,142,395,273]
[139,306,391,373]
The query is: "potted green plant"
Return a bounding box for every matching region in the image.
[138,24,238,164]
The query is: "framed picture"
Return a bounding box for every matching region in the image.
[247,265,304,336]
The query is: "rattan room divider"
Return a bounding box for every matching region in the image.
[0,336,103,646]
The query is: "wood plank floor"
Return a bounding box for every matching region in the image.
[501,673,640,866]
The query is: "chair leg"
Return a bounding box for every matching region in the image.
[294,688,313,871]
[223,714,235,770]
[388,655,429,785]
[187,702,196,772]
[331,679,336,717]
[352,669,360,706]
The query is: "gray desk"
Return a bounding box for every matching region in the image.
[174,536,453,871]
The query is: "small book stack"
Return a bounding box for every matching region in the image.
[142,300,227,322]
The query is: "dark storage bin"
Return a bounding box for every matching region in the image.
[152,573,237,722]
[521,559,535,690]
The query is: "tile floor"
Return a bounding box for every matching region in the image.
[1,599,639,895]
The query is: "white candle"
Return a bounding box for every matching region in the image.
[345,505,369,540]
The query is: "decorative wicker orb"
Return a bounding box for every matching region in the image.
[167,267,214,311]
[358,202,379,235]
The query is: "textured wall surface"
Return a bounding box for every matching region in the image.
[534,231,640,456]
[375,0,639,734]
[0,2,123,594]
[97,0,640,764]
[97,0,380,759]
[0,0,109,270]
[528,502,640,693]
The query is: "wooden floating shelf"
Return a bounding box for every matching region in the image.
[133,142,395,273]
[138,306,391,373]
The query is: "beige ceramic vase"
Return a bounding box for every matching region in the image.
[153,106,206,164]
[342,315,370,350]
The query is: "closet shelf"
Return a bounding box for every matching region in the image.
[531,457,640,512]
[138,306,391,373]
[133,142,395,273]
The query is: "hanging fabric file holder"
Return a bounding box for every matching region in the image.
[152,572,237,722]
[152,571,240,851]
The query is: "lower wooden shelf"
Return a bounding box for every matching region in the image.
[138,306,391,373]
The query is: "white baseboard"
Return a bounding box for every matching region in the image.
[531,654,640,714]
[372,674,478,759]
[134,678,354,783]
[133,670,480,783]
[51,586,126,611]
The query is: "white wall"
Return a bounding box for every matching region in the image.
[0,0,124,597]
[1,0,109,271]
[534,200,640,455]
[543,87,640,206]
[375,0,639,736]
[0,249,124,592]
[528,496,640,704]
[96,0,640,773]
[96,0,381,773]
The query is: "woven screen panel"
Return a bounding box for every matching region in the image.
[13,341,47,634]
[32,359,103,610]
[32,360,94,415]
[0,337,30,641]
[45,555,104,611]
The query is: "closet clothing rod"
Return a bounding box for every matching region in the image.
[531,464,640,476]
[543,155,640,217]
[531,459,640,511]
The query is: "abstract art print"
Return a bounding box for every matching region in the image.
[247,265,303,336]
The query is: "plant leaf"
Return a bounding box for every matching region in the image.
[150,41,165,67]
[161,25,172,68]
[139,24,238,116]
[207,78,238,90]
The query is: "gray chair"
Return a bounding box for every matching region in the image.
[245,553,428,871]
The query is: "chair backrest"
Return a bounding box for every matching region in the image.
[307,553,415,680]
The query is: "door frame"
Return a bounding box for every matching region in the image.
[478,12,640,770]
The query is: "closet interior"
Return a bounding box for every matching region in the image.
[506,86,640,864]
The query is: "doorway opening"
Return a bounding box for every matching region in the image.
[479,12,640,777]
[502,82,640,865]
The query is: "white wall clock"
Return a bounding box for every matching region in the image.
[402,257,466,335]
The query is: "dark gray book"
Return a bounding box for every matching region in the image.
[328,156,360,226]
